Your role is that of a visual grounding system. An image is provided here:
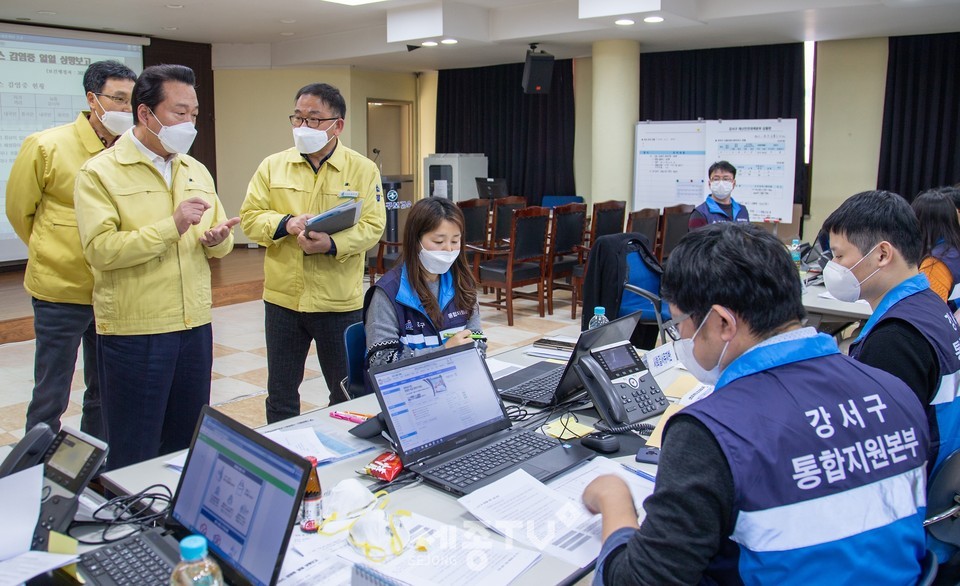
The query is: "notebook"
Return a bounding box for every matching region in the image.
[369,343,594,495]
[78,406,310,586]
[495,311,645,407]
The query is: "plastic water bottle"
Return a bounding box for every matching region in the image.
[791,238,802,272]
[170,535,223,586]
[588,307,610,330]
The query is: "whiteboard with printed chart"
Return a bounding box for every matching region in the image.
[633,119,798,223]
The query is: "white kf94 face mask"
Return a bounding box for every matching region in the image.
[822,243,881,303]
[419,249,459,275]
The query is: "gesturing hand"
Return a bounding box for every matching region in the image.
[173,197,211,235]
[200,217,241,247]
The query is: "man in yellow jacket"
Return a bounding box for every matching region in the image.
[75,64,240,471]
[241,83,385,423]
[6,60,137,439]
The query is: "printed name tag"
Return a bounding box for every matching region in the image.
[644,342,679,377]
[339,190,359,198]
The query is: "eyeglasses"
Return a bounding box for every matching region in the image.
[95,93,130,106]
[663,312,691,341]
[289,115,339,129]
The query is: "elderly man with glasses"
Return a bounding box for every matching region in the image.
[240,83,385,422]
[6,60,137,440]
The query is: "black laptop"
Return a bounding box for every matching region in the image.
[369,343,595,495]
[78,406,310,586]
[495,311,645,407]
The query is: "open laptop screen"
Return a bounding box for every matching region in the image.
[171,409,308,586]
[371,345,509,459]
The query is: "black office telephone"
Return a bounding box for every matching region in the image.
[574,341,668,429]
[0,426,109,550]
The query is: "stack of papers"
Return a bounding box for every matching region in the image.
[0,465,78,584]
[458,458,655,568]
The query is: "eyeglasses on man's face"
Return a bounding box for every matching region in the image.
[288,115,338,129]
[96,93,131,106]
[663,312,692,341]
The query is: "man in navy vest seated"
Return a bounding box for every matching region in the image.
[583,222,929,585]
[688,161,750,229]
[824,190,960,577]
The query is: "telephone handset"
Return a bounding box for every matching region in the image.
[31,427,108,549]
[0,422,54,479]
[573,341,668,427]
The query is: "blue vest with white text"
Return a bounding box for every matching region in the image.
[367,265,470,352]
[678,334,928,585]
[694,197,749,225]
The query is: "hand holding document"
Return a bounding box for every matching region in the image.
[458,460,656,568]
[304,200,363,235]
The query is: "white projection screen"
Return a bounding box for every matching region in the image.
[0,24,146,263]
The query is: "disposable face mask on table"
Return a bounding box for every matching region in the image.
[348,508,412,562]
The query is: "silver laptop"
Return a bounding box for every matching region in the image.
[369,344,595,495]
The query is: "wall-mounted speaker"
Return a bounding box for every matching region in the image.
[522,50,554,94]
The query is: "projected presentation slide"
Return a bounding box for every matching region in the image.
[0,28,143,262]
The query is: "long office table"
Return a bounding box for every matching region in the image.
[801,283,872,331]
[100,345,665,586]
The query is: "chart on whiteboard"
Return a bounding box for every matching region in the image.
[633,119,797,223]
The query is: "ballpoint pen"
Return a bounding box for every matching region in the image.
[443,332,487,340]
[620,463,657,483]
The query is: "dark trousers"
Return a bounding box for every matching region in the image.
[98,325,212,471]
[26,298,102,439]
[264,301,358,423]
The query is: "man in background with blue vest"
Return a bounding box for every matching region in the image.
[687,160,749,229]
[583,222,929,585]
[824,190,960,577]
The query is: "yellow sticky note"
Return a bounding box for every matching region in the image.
[49,530,83,583]
[662,373,700,400]
[544,416,595,440]
[645,403,684,449]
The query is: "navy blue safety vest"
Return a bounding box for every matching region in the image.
[932,243,960,311]
[694,196,749,224]
[677,332,928,585]
[849,274,960,563]
[365,265,471,353]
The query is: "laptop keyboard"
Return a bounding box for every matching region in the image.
[79,533,174,586]
[430,431,558,489]
[501,367,563,403]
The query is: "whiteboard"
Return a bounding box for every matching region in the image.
[633,118,797,222]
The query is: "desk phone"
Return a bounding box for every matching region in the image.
[574,340,668,427]
[32,427,108,549]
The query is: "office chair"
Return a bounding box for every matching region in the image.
[545,202,588,316]
[338,322,369,400]
[658,204,695,261]
[627,208,660,247]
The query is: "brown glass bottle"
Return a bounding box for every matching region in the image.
[300,456,322,532]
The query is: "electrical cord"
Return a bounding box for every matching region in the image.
[594,421,655,435]
[67,483,173,545]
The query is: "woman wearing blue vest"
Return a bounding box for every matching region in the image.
[583,223,929,585]
[913,187,960,311]
[363,197,485,367]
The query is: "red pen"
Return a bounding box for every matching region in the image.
[329,411,367,424]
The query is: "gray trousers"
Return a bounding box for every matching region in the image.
[264,301,358,423]
[25,298,102,439]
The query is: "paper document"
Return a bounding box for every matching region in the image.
[524,348,572,360]
[817,290,872,306]
[289,512,539,586]
[485,358,520,378]
[0,465,79,583]
[305,200,363,235]
[546,457,655,515]
[164,451,187,471]
[265,420,375,464]
[277,545,352,586]
[459,469,604,568]
[645,403,684,449]
[264,428,337,462]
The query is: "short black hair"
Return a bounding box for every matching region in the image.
[131,64,196,123]
[82,60,137,94]
[295,83,346,119]
[941,185,960,212]
[822,190,921,266]
[708,161,737,179]
[661,222,805,337]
